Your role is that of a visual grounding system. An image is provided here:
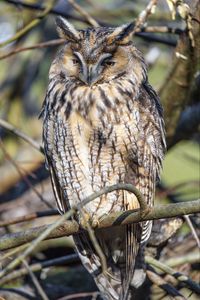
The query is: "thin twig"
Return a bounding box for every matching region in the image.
[146,269,186,299]
[0,210,58,227]
[0,0,57,47]
[0,39,64,60]
[184,215,200,248]
[0,254,79,285]
[0,140,52,209]
[22,259,49,300]
[0,208,76,279]
[3,0,180,46]
[146,256,200,294]
[140,25,184,34]
[0,118,43,153]
[0,25,182,61]
[58,292,100,300]
[4,0,92,24]
[0,244,30,262]
[133,0,158,34]
[68,0,99,27]
[164,251,200,268]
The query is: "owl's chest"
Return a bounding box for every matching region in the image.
[68,105,140,154]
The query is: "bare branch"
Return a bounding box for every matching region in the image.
[165,251,200,268]
[0,254,79,286]
[146,269,185,299]
[68,0,99,27]
[184,215,200,248]
[0,39,64,60]
[0,210,58,227]
[22,259,50,300]
[57,292,100,300]
[2,0,181,47]
[0,25,182,61]
[0,140,52,209]
[0,0,57,48]
[0,194,199,251]
[133,0,158,34]
[146,256,200,294]
[0,118,43,153]
[160,0,200,146]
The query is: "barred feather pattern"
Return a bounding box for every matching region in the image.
[42,23,165,300]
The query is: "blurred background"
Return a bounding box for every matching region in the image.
[0,1,199,300]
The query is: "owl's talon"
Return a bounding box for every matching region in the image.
[91,216,100,228]
[79,211,91,229]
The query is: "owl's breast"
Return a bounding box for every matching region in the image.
[61,102,141,217]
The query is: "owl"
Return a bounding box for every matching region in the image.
[41,17,166,300]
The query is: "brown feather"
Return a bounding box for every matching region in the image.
[41,20,165,300]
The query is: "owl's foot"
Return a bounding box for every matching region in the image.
[79,210,91,229]
[79,211,100,229]
[91,216,100,228]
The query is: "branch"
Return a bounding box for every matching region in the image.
[0,39,64,60]
[0,118,43,153]
[165,252,200,268]
[146,269,185,299]
[68,0,98,27]
[0,140,52,209]
[0,184,145,278]
[22,259,49,300]
[0,209,58,227]
[4,0,92,24]
[133,0,158,33]
[160,0,200,146]
[0,0,57,47]
[146,256,200,294]
[0,196,199,251]
[3,0,180,46]
[57,292,100,300]
[0,254,79,286]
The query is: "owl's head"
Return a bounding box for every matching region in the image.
[53,17,145,86]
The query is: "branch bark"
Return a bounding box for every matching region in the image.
[0,0,57,48]
[0,197,199,251]
[159,0,200,147]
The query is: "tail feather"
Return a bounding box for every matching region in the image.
[74,223,140,300]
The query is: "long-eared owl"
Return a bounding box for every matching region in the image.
[41,17,166,300]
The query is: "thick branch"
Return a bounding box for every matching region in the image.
[0,198,199,251]
[160,0,200,146]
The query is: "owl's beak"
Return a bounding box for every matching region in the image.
[80,65,99,86]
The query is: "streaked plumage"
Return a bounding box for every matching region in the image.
[41,17,166,300]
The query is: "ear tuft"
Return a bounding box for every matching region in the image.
[107,22,135,45]
[56,17,80,42]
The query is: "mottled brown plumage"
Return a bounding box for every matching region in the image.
[41,17,166,300]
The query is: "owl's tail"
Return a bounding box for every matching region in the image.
[74,224,141,300]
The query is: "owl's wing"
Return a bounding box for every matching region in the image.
[42,113,68,214]
[48,163,67,213]
[130,81,166,289]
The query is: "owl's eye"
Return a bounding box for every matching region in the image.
[101,60,115,67]
[72,58,79,65]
